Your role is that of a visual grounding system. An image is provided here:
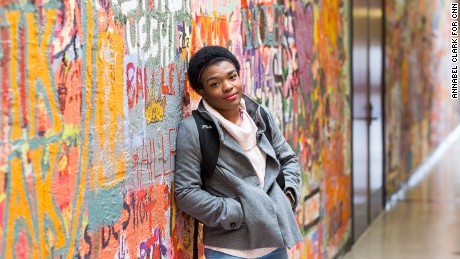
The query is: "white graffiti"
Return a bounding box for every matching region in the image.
[112,0,191,66]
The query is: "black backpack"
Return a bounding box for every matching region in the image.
[190,108,285,259]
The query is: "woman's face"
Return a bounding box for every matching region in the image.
[198,60,243,113]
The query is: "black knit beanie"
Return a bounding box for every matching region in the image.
[187,46,240,92]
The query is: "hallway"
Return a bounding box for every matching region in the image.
[344,134,460,259]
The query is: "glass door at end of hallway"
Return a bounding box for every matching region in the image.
[351,0,384,242]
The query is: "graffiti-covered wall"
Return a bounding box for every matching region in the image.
[385,0,460,197]
[0,0,351,258]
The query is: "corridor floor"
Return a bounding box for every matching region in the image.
[343,136,460,259]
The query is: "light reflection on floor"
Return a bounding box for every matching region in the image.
[344,131,460,259]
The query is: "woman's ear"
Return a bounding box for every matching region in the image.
[198,88,206,97]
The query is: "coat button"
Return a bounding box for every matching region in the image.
[230,223,236,229]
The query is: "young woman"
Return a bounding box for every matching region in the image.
[174,46,302,259]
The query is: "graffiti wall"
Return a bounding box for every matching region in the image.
[385,0,460,197]
[0,0,351,258]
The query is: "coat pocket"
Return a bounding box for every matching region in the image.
[234,183,285,248]
[203,177,238,198]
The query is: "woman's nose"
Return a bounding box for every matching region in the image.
[222,80,233,92]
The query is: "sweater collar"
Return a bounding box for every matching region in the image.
[197,94,261,121]
[196,94,268,142]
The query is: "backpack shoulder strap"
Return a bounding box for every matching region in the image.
[192,218,199,259]
[191,110,220,259]
[191,110,220,181]
[259,107,285,190]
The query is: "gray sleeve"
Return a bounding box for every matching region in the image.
[174,118,244,230]
[263,107,302,207]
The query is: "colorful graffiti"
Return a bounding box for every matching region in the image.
[1,0,351,258]
[385,0,460,197]
[185,0,352,258]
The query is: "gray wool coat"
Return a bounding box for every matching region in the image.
[174,95,302,250]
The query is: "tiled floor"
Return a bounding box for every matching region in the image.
[343,136,460,259]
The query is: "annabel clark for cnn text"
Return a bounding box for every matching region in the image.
[452,3,459,99]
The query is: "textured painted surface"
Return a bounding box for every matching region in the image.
[385,0,460,197]
[0,0,351,258]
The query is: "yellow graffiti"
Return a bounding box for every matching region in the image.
[4,9,68,258]
[62,124,80,145]
[94,31,126,188]
[401,59,408,105]
[145,95,167,123]
[5,142,66,258]
[31,143,67,255]
[322,0,340,47]
[67,0,94,256]
[3,5,94,258]
[5,157,37,258]
[25,10,62,138]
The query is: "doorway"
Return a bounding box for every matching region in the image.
[351,0,385,241]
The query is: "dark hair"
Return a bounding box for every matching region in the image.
[187,46,241,92]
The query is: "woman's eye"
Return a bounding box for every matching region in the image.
[230,74,238,80]
[210,82,219,88]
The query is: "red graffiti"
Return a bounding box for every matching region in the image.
[131,128,177,187]
[20,25,28,128]
[1,25,10,143]
[79,184,172,258]
[125,62,145,109]
[126,61,184,110]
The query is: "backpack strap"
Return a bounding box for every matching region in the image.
[192,110,220,182]
[193,218,199,259]
[191,110,220,259]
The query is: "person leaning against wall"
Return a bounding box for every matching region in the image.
[174,46,302,259]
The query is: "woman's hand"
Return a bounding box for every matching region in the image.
[284,188,296,208]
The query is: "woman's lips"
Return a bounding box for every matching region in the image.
[224,93,238,101]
